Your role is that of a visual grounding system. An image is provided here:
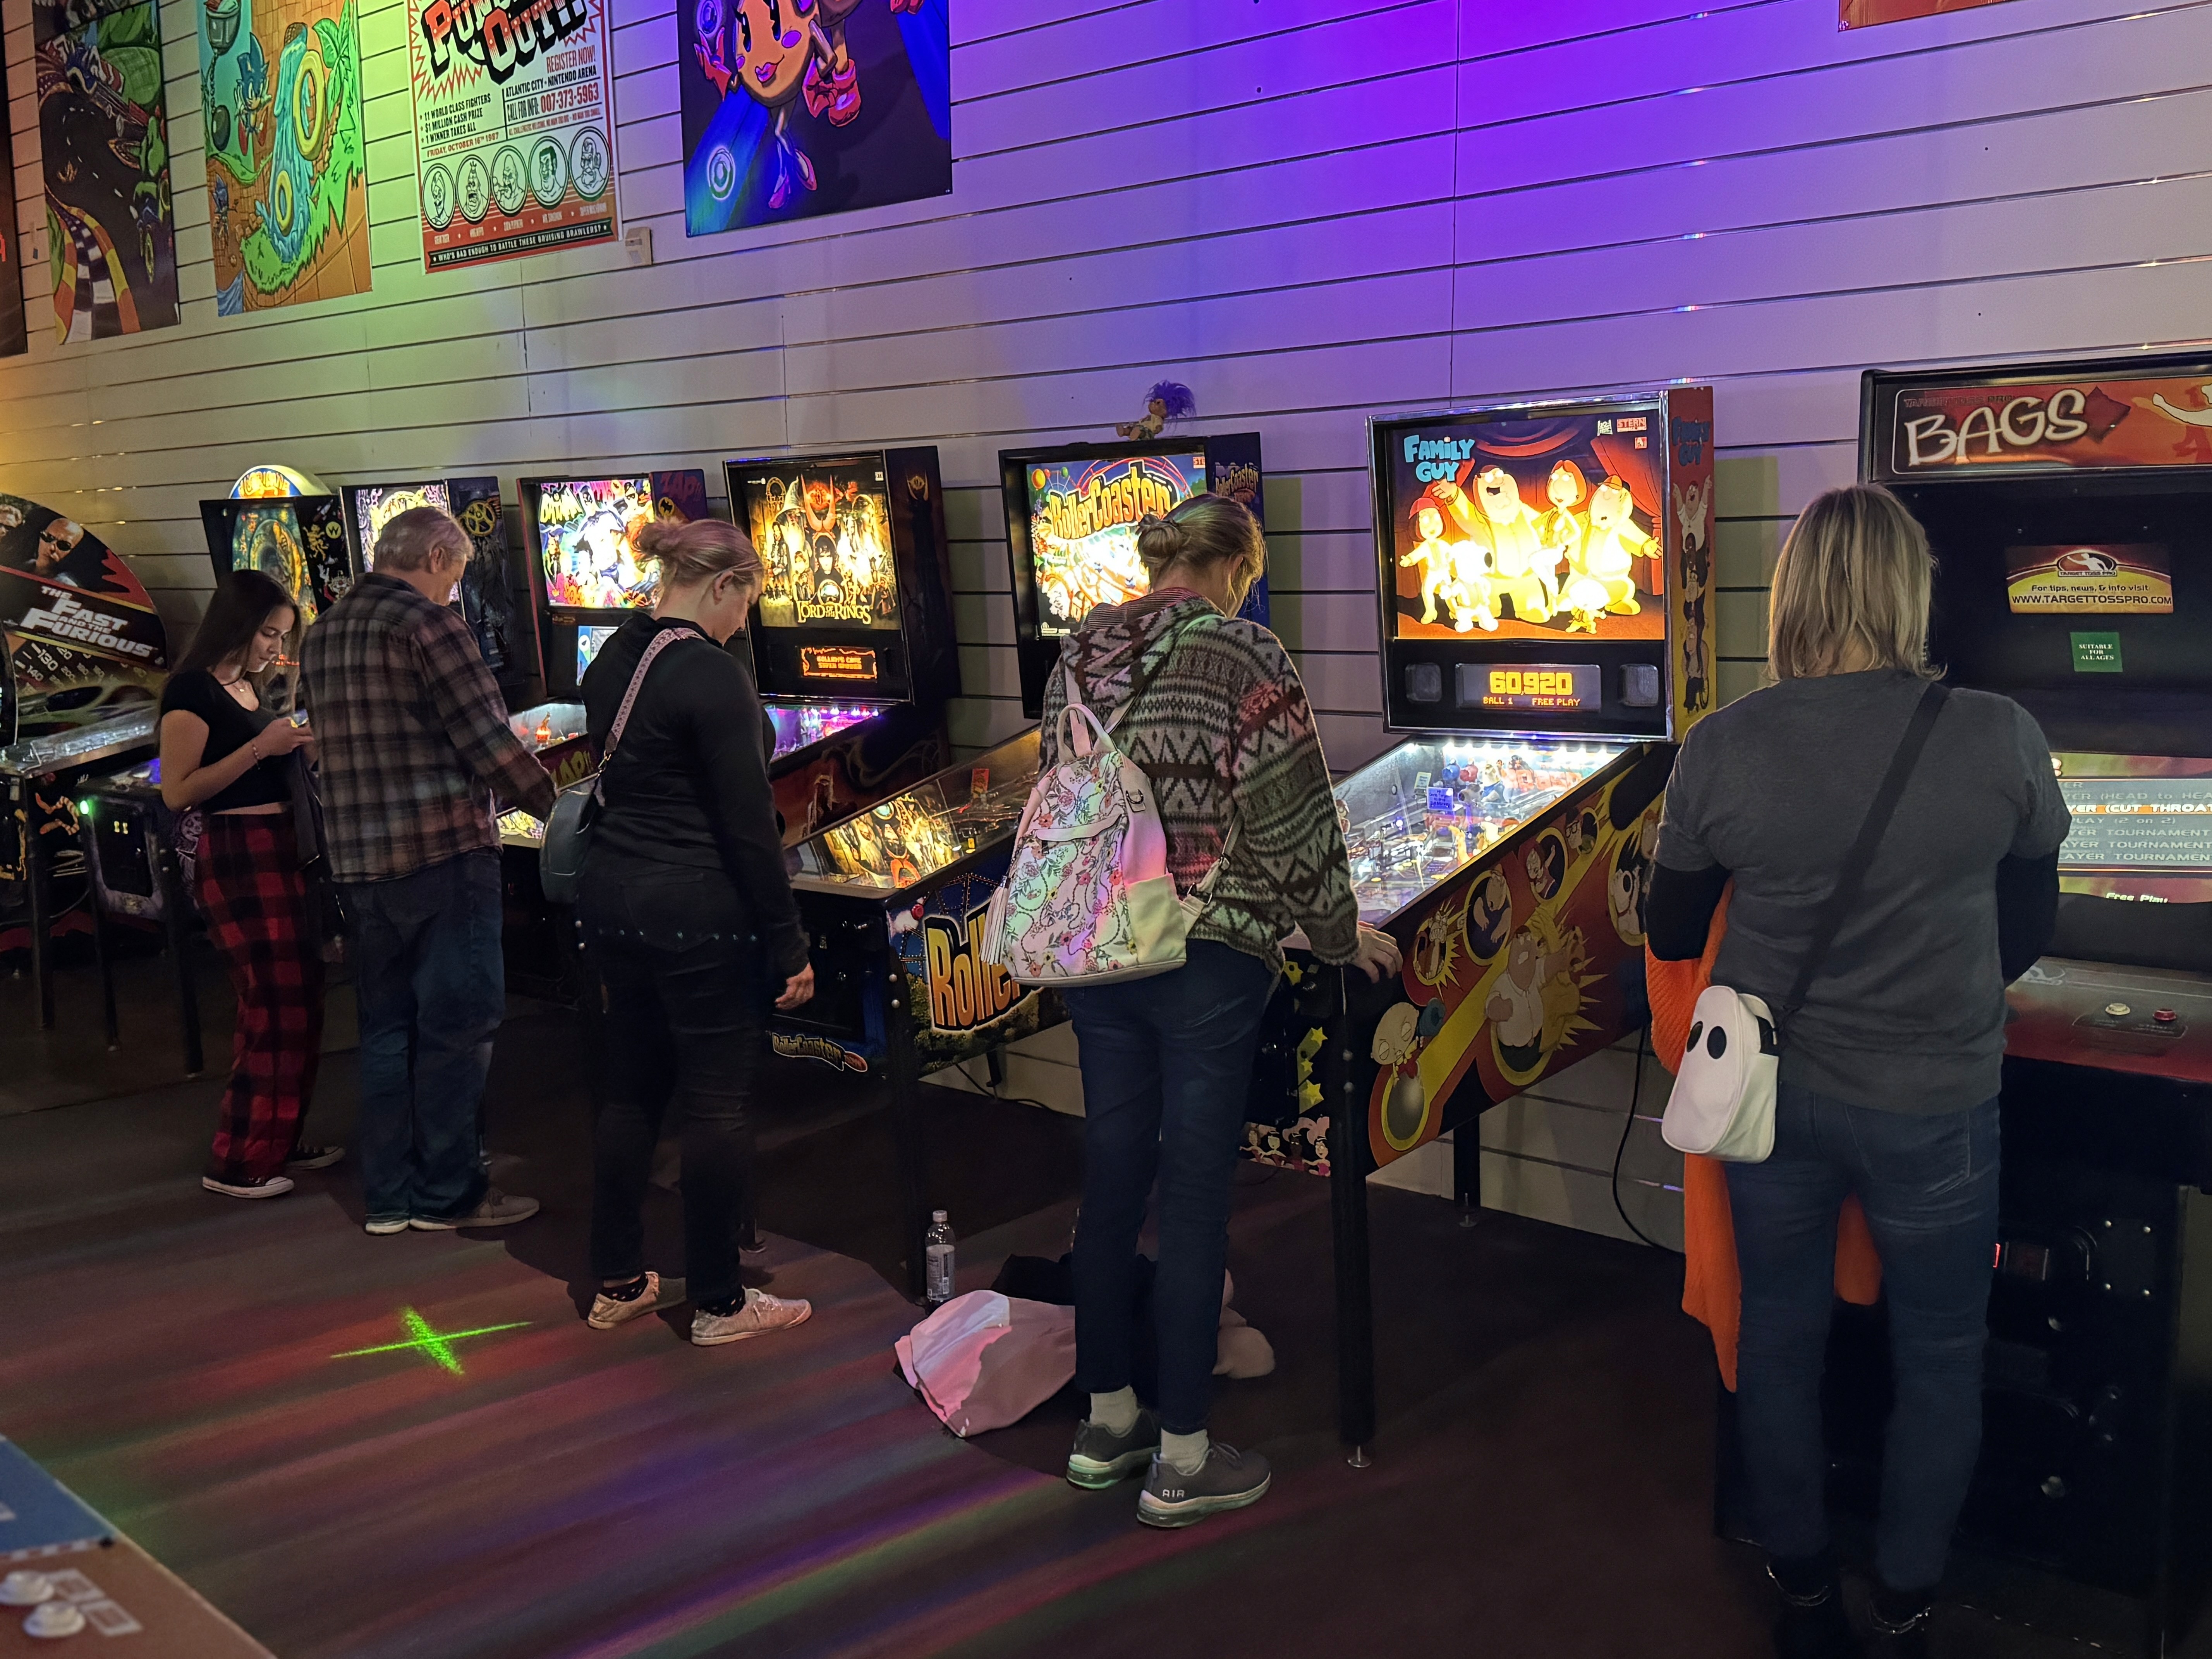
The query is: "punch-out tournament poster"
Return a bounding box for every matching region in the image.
[408,0,619,270]
[680,0,950,237]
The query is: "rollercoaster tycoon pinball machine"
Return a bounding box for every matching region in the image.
[1245,386,1718,1456]
[770,727,1050,1299]
[1759,353,2212,1656]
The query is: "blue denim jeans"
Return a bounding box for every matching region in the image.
[1064,940,1278,1435]
[341,850,505,1224]
[1726,1083,2001,1592]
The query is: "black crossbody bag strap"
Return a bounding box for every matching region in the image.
[1778,680,1950,1032]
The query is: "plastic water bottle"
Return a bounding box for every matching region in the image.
[924,1210,957,1306]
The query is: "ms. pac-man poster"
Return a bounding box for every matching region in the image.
[680,0,950,237]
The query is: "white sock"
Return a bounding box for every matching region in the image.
[1161,1428,1210,1477]
[1089,1387,1139,1436]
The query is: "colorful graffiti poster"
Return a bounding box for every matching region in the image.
[33,0,180,343]
[0,494,170,745]
[196,0,370,313]
[407,0,619,271]
[0,91,24,357]
[679,0,949,238]
[1841,0,2013,23]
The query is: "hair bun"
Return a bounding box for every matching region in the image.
[1134,510,1187,572]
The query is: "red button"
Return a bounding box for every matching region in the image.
[2155,1008,2178,1024]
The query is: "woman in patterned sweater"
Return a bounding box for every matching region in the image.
[1049,493,1401,1527]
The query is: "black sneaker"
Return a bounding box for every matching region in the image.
[1773,1581,1855,1659]
[1870,1597,1934,1658]
[1136,1441,1270,1528]
[1066,1409,1159,1490]
[287,1144,346,1171]
[201,1173,294,1200]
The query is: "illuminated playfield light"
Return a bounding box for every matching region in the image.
[332,1307,531,1375]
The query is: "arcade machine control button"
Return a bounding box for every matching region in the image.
[2105,1002,2133,1018]
[2155,1008,2179,1025]
[0,1572,54,1606]
[22,1598,86,1638]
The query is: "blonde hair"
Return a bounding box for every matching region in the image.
[636,515,764,591]
[373,504,472,572]
[1135,493,1266,603]
[1767,484,1936,681]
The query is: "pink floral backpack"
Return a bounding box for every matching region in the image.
[982,618,1228,987]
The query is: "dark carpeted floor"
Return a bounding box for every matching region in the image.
[0,956,2171,1658]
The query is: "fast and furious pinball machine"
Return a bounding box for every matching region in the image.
[1248,386,1717,1458]
[1760,354,2212,1655]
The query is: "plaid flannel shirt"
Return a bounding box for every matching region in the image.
[301,573,555,883]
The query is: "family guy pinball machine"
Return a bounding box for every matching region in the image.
[0,495,170,1028]
[771,727,1051,1298]
[1243,386,1717,1460]
[493,470,710,994]
[1000,432,1269,718]
[342,477,543,709]
[1753,354,2212,1655]
[726,446,963,845]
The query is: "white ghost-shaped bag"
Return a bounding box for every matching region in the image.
[1661,984,1779,1163]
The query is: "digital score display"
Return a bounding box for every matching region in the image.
[2058,777,2212,872]
[1460,662,1601,713]
[801,645,880,682]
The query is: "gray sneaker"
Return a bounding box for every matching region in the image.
[1137,1441,1271,1528]
[1066,1409,1160,1489]
[410,1188,541,1230]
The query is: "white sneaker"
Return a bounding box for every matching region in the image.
[691,1288,812,1346]
[202,1173,294,1200]
[587,1271,687,1330]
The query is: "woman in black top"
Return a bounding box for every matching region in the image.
[577,517,816,1347]
[159,569,330,1200]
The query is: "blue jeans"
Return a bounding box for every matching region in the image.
[342,850,505,1223]
[1065,940,1278,1435]
[1727,1084,2001,1591]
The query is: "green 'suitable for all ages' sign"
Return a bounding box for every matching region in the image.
[2070,632,2124,675]
[406,0,619,271]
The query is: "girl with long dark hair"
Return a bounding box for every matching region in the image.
[160,568,331,1200]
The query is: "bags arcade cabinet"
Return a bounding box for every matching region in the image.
[725,447,963,844]
[1000,431,1269,718]
[1785,355,2212,1655]
[1253,386,1717,1459]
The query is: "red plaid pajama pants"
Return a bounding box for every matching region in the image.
[194,815,326,1183]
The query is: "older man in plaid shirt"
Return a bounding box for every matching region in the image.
[303,506,556,1235]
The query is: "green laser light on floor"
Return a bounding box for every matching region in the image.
[331,1308,531,1375]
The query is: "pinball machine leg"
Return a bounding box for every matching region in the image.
[158,843,204,1078]
[1329,978,1378,1466]
[79,816,118,1051]
[1455,1120,1483,1228]
[883,955,932,1304]
[28,791,55,1030]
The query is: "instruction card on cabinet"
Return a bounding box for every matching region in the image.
[407,0,619,271]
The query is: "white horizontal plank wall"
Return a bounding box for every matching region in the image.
[9,0,2209,1233]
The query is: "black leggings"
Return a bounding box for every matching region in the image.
[580,859,768,1308]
